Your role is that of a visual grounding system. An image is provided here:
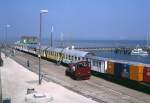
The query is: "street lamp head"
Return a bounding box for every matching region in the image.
[40,9,48,14]
[6,24,11,28]
[51,26,54,32]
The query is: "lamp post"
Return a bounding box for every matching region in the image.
[147,34,150,48]
[5,24,10,58]
[38,10,48,85]
[60,32,64,47]
[50,26,53,47]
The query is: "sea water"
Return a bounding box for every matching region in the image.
[17,39,149,64]
[53,40,150,64]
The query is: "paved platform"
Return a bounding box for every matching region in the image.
[0,54,97,103]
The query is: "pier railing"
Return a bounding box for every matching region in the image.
[76,47,116,51]
[76,47,150,55]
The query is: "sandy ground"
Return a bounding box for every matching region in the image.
[0,53,97,103]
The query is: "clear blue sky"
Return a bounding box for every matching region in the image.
[0,0,150,42]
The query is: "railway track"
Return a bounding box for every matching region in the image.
[10,50,150,103]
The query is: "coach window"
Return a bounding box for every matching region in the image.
[64,55,66,59]
[70,55,72,60]
[67,55,69,59]
[55,53,57,56]
[75,56,77,61]
[99,61,101,68]
[64,54,65,59]
[93,60,95,66]
[89,59,91,62]
[69,55,71,60]
[86,58,88,61]
[93,60,97,66]
[78,57,80,61]
[96,61,99,67]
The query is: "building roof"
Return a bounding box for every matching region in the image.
[63,49,89,57]
[47,47,93,57]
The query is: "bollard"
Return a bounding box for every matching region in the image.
[0,58,3,67]
[40,74,44,83]
[11,49,14,56]
[27,60,30,67]
[27,88,35,94]
[13,49,15,56]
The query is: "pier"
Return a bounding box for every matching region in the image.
[76,47,116,52]
[76,47,150,55]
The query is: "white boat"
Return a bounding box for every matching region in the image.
[131,45,149,56]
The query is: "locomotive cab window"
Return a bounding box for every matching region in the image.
[77,62,89,69]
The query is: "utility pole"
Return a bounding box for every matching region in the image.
[60,32,64,48]
[50,26,53,47]
[147,34,150,48]
[5,24,10,58]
